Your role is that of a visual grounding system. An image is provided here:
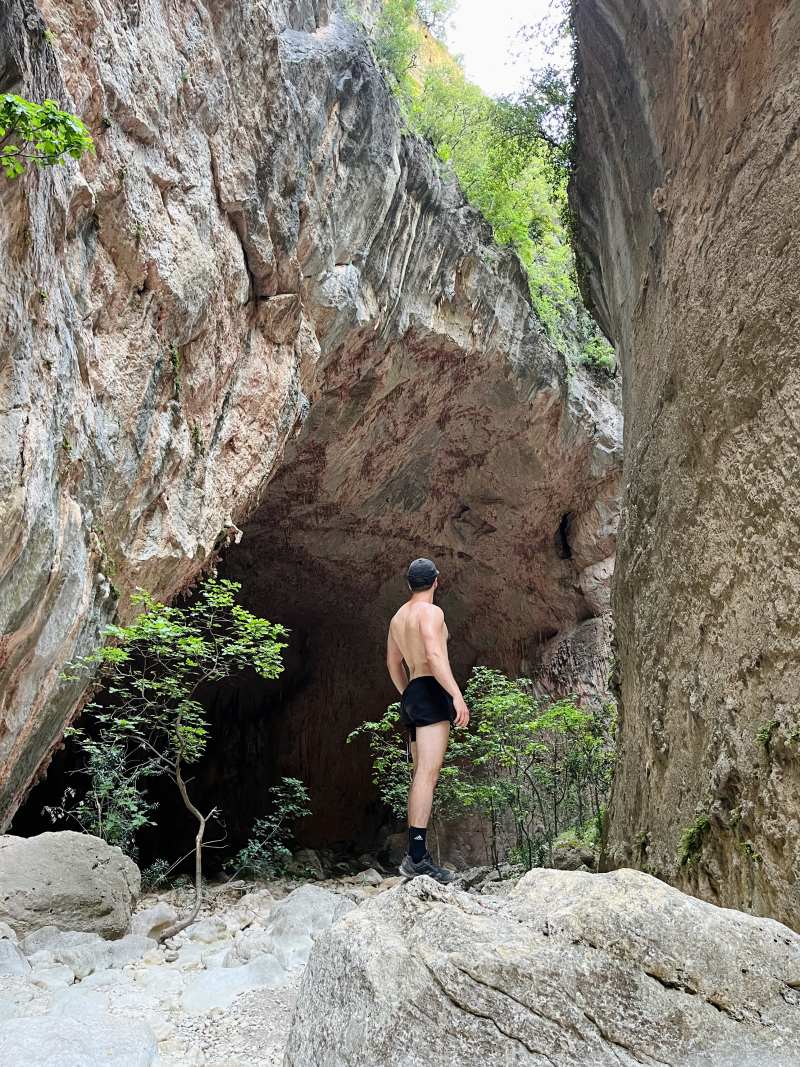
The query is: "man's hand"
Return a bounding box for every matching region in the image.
[453,694,470,728]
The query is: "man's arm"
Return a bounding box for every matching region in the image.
[386,629,408,695]
[419,606,470,727]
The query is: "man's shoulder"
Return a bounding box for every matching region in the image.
[418,602,444,619]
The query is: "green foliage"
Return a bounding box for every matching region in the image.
[0,93,94,179]
[141,858,171,892]
[169,344,182,401]
[350,666,615,870]
[63,577,289,930]
[737,839,762,865]
[373,0,420,102]
[43,732,157,856]
[227,778,312,880]
[69,577,288,772]
[368,1,615,372]
[677,812,711,867]
[755,719,779,752]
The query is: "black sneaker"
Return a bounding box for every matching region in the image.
[399,852,456,884]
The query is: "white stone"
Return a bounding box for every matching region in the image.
[30,963,75,989]
[271,931,314,971]
[181,955,288,1014]
[224,926,274,966]
[21,929,111,979]
[108,934,157,968]
[0,1013,157,1066]
[351,868,383,887]
[129,902,178,941]
[266,884,355,942]
[185,915,229,943]
[50,984,111,1018]
[0,940,30,977]
[232,889,275,926]
[0,922,18,943]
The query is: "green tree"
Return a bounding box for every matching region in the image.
[65,577,288,939]
[367,0,615,372]
[0,94,94,178]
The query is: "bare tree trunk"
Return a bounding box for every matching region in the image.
[158,758,207,942]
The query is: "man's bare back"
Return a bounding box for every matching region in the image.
[388,600,449,681]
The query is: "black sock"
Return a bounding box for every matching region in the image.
[409,826,427,863]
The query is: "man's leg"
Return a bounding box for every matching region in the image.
[407,721,449,859]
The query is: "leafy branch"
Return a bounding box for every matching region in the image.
[0,94,94,179]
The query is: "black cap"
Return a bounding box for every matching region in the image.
[407,558,440,590]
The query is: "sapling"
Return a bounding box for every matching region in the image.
[65,577,288,939]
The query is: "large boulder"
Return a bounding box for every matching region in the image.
[285,868,800,1066]
[0,832,139,939]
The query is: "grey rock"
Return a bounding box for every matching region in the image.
[351,868,383,887]
[182,955,288,1015]
[455,865,493,889]
[268,885,356,942]
[22,930,111,979]
[285,867,800,1066]
[0,940,30,977]
[107,934,157,968]
[129,902,178,941]
[30,962,76,989]
[288,848,324,879]
[184,916,229,944]
[571,0,800,928]
[0,833,139,939]
[0,1013,157,1066]
[551,843,597,872]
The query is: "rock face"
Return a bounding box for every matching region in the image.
[0,831,139,938]
[1,0,621,840]
[285,868,800,1066]
[571,0,800,927]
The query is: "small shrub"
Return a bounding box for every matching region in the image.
[43,732,157,857]
[141,858,171,892]
[227,778,312,880]
[755,719,779,753]
[737,840,762,865]
[677,813,711,867]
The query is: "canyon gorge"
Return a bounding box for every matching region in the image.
[2,0,800,1063]
[0,0,619,848]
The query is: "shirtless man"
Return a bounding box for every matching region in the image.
[386,557,469,882]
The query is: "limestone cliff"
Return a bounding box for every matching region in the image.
[0,0,620,835]
[572,0,800,928]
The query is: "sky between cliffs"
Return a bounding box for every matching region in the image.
[445,0,567,97]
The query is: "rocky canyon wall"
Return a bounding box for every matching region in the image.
[572,0,800,928]
[0,0,620,840]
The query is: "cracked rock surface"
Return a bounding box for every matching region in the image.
[571,1,800,925]
[285,868,800,1066]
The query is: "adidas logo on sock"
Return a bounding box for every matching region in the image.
[413,834,423,840]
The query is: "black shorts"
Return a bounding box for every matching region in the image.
[400,676,455,742]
